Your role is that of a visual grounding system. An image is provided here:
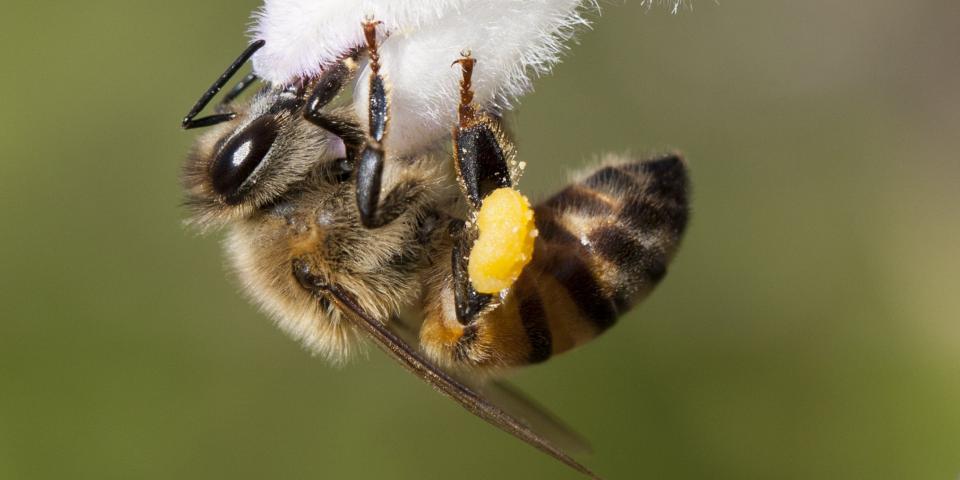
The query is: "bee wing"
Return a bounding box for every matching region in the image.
[328,286,601,480]
[471,379,593,455]
[388,314,592,455]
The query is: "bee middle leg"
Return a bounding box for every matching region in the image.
[449,53,518,324]
[300,28,411,229]
[354,19,396,228]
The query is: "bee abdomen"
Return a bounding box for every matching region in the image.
[422,154,689,369]
[530,153,688,342]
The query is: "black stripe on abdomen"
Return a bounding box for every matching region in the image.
[534,207,579,246]
[636,155,687,204]
[543,185,615,216]
[588,225,668,310]
[582,165,640,196]
[514,280,552,363]
[545,252,618,332]
[620,155,689,236]
[589,225,667,284]
[535,195,620,332]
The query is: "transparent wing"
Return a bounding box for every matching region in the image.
[473,379,593,456]
[329,286,601,479]
[389,313,593,455]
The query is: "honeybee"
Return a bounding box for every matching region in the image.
[181,22,689,479]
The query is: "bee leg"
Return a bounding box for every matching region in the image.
[452,53,514,210]
[356,147,385,227]
[357,155,423,228]
[356,74,420,227]
[302,59,366,158]
[448,53,517,323]
[355,19,392,228]
[449,219,492,324]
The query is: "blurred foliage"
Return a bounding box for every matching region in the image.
[1,1,958,479]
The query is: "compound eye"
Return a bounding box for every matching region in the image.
[210,116,279,203]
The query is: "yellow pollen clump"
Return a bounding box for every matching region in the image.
[468,187,538,294]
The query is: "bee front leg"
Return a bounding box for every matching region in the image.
[450,219,492,324]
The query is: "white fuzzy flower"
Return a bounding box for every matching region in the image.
[250,0,683,155]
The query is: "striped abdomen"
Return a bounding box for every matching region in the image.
[420,154,689,369]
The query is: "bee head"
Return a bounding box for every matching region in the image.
[181,85,349,228]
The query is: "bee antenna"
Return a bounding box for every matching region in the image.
[182,40,266,130]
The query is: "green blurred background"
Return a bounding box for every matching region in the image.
[1,1,958,479]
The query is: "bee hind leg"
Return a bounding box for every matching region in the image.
[449,53,519,324]
[450,219,493,325]
[451,53,514,209]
